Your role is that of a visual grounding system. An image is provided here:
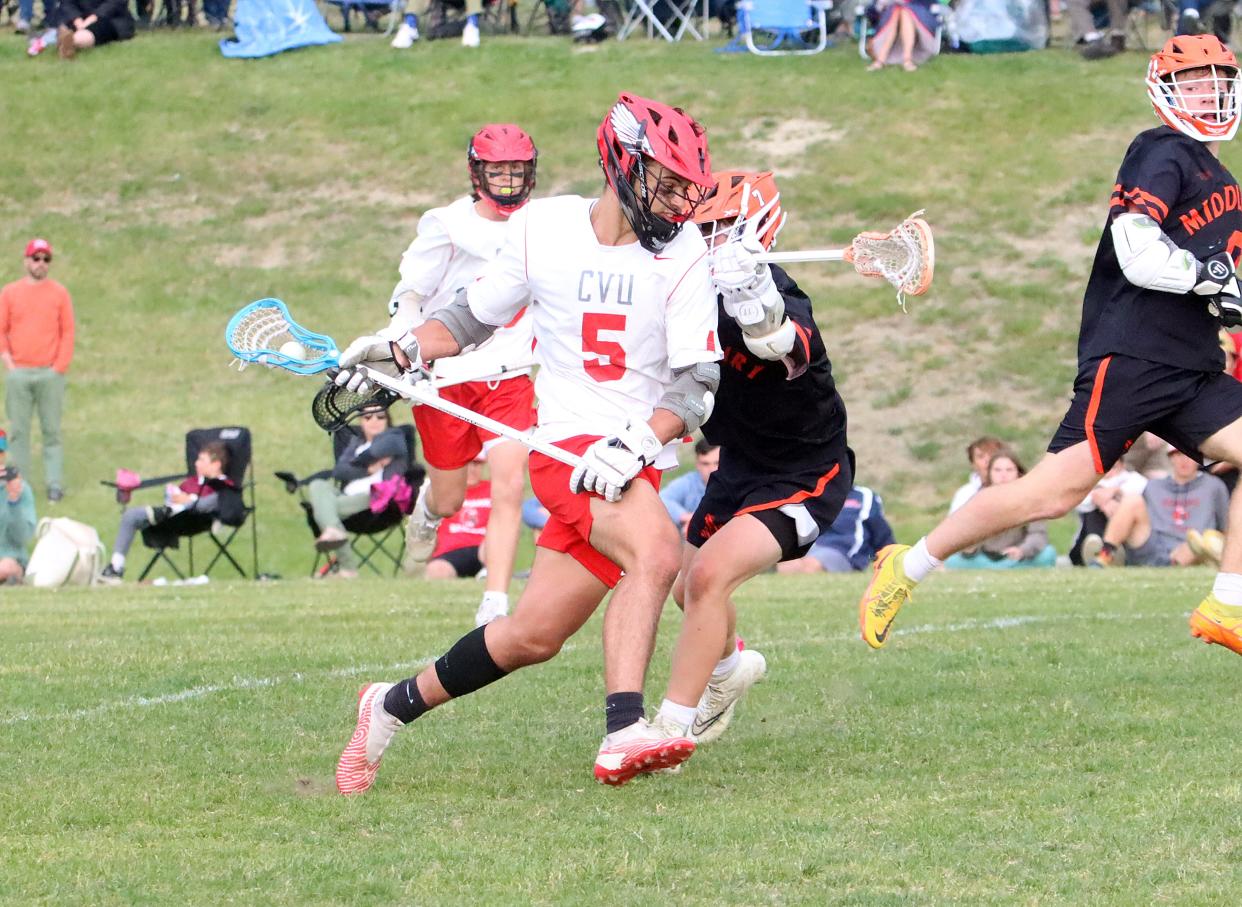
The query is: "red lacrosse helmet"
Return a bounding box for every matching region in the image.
[693,170,787,251]
[468,124,538,217]
[1146,35,1240,142]
[597,93,713,253]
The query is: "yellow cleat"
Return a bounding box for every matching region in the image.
[859,544,916,649]
[1189,594,1242,657]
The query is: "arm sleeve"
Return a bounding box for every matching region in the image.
[332,439,370,483]
[466,207,534,327]
[391,212,454,302]
[1018,521,1050,559]
[665,254,722,370]
[53,289,74,374]
[1109,138,1181,226]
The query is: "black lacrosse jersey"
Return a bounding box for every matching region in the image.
[702,266,846,471]
[1080,126,1242,373]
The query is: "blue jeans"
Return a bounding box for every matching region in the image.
[203,0,230,20]
[20,0,58,25]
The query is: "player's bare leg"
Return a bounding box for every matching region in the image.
[1189,418,1242,654]
[862,442,1100,647]
[659,515,778,744]
[475,440,527,626]
[337,547,606,795]
[586,480,685,696]
[405,463,467,570]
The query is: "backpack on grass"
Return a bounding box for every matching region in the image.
[24,517,106,588]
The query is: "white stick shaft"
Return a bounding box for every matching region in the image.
[360,367,583,469]
[755,249,847,264]
[431,361,536,390]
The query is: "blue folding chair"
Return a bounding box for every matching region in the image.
[739,0,831,54]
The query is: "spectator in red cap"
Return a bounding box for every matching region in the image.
[0,239,74,503]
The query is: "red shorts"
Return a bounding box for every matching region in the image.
[413,375,536,471]
[528,434,663,588]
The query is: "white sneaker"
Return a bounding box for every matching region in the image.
[691,649,767,744]
[390,21,418,47]
[461,20,479,47]
[15,17,30,33]
[404,480,441,568]
[593,717,695,786]
[335,682,402,795]
[474,592,508,627]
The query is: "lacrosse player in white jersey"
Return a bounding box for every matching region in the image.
[333,93,721,794]
[383,124,538,628]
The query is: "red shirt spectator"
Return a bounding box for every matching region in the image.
[430,480,491,559]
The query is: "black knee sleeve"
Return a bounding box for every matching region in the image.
[434,625,509,699]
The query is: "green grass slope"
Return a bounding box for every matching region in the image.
[1,33,1224,570]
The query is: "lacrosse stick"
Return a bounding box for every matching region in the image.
[311,381,401,433]
[226,299,582,468]
[755,211,934,307]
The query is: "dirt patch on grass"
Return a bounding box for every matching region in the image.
[739,118,845,177]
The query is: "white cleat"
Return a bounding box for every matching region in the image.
[390,21,419,47]
[335,682,402,795]
[593,717,695,786]
[404,480,441,570]
[461,20,480,47]
[691,649,767,745]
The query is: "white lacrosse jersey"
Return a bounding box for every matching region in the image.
[389,196,533,384]
[467,195,720,468]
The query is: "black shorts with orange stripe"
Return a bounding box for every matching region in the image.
[1047,353,1242,472]
[687,444,854,562]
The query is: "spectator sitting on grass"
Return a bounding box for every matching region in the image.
[944,450,1058,569]
[55,0,134,60]
[1069,457,1148,565]
[0,431,37,585]
[777,485,896,574]
[426,459,491,581]
[949,435,1006,514]
[659,440,719,536]
[1083,446,1230,569]
[98,441,231,585]
[865,0,940,72]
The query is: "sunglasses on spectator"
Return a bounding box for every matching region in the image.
[30,255,51,263]
[360,412,387,421]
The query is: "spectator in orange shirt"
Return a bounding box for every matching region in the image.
[0,239,74,502]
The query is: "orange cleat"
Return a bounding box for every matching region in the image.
[1189,595,1242,657]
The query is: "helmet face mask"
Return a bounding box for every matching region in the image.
[597,93,713,254]
[1147,36,1241,142]
[694,170,786,251]
[468,124,538,217]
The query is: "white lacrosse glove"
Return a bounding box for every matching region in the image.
[568,420,663,503]
[335,333,421,394]
[710,236,773,300]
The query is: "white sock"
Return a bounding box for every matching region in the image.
[110,553,125,572]
[657,699,697,731]
[711,648,741,681]
[901,538,940,583]
[1212,572,1242,607]
[481,590,508,609]
[417,487,443,525]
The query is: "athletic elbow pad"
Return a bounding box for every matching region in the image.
[427,289,498,353]
[658,361,720,433]
[1110,212,1197,293]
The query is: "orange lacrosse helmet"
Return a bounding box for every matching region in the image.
[693,170,787,251]
[1146,34,1241,142]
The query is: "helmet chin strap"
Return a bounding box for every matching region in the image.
[606,145,681,253]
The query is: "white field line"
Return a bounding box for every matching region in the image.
[0,611,1174,726]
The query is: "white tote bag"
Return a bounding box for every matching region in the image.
[24,517,106,588]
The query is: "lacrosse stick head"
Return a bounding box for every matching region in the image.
[844,212,935,308]
[225,299,340,374]
[311,379,399,433]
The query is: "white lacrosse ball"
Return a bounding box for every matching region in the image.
[278,340,308,360]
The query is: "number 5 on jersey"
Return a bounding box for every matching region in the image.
[583,313,627,382]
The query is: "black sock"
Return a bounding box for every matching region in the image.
[383,677,429,725]
[605,691,645,735]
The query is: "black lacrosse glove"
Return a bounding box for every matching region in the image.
[1194,252,1241,298]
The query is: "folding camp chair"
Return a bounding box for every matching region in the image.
[737,0,830,53]
[327,0,402,33]
[524,0,573,33]
[101,427,259,582]
[617,0,707,40]
[275,424,424,578]
[854,0,944,59]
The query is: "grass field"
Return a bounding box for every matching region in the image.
[4,570,1241,904]
[5,24,1242,905]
